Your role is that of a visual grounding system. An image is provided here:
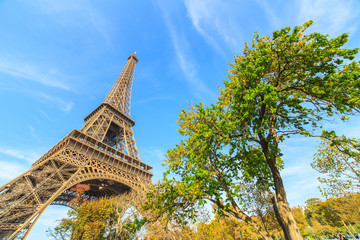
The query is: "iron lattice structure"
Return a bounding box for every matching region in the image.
[0,53,153,240]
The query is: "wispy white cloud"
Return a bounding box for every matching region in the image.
[0,58,70,90]
[135,96,173,105]
[0,63,75,112]
[184,0,224,55]
[24,205,69,239]
[254,0,284,29]
[286,177,321,206]
[33,91,74,113]
[139,146,167,181]
[0,146,42,163]
[31,0,79,14]
[254,0,359,38]
[39,109,53,121]
[279,135,323,205]
[88,8,113,47]
[281,157,323,206]
[31,0,112,47]
[184,0,243,54]
[296,0,360,36]
[140,146,166,163]
[0,161,28,181]
[157,2,217,101]
[278,117,360,205]
[37,206,69,227]
[29,125,42,143]
[281,163,319,178]
[173,42,217,101]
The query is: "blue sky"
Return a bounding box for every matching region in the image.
[0,0,360,239]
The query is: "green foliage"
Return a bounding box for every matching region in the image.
[52,198,113,240]
[291,207,308,236]
[222,21,360,186]
[194,194,359,240]
[148,20,360,239]
[196,217,248,240]
[312,137,360,197]
[304,193,360,238]
[49,192,360,239]
[49,192,145,240]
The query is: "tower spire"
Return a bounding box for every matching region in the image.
[103,53,138,117]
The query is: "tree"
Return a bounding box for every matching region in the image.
[304,194,360,238]
[312,137,360,197]
[291,207,309,237]
[148,20,360,240]
[49,191,146,240]
[52,197,114,240]
[68,183,91,206]
[196,216,246,240]
[50,183,198,240]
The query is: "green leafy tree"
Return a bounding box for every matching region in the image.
[53,198,114,240]
[312,137,360,197]
[334,193,360,225]
[49,191,147,240]
[147,20,360,240]
[304,194,360,238]
[196,216,244,240]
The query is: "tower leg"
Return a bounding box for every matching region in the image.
[1,129,152,239]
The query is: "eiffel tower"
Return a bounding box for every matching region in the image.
[0,53,153,240]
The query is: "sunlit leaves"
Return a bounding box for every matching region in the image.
[312,137,360,197]
[50,192,147,240]
[150,20,360,239]
[304,193,360,237]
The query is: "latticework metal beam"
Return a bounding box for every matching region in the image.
[103,53,138,118]
[0,53,153,239]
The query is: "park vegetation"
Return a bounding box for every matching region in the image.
[50,21,360,239]
[49,192,360,239]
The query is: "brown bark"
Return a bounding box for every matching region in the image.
[268,157,303,240]
[270,194,290,240]
[259,120,302,239]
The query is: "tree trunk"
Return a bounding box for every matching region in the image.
[267,157,303,240]
[270,194,290,240]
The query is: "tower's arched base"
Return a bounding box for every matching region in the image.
[0,129,152,240]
